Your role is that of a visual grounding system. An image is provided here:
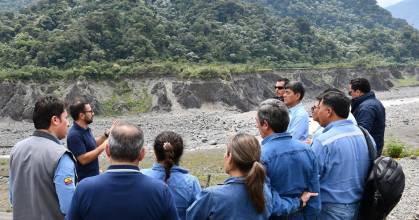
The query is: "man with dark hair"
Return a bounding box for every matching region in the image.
[9,96,76,220]
[312,92,372,220]
[349,78,385,155]
[256,99,320,219]
[274,77,289,101]
[67,100,110,182]
[283,81,309,141]
[66,123,179,220]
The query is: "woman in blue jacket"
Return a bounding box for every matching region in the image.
[142,131,201,220]
[187,133,315,220]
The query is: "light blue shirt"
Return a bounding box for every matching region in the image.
[287,103,309,141]
[311,120,372,204]
[187,176,274,220]
[142,163,201,220]
[9,153,76,215]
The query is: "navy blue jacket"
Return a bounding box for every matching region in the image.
[66,165,179,220]
[351,91,385,154]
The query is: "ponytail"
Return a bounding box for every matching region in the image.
[245,161,266,213]
[163,142,175,182]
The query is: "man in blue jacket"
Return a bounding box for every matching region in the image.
[257,99,320,220]
[349,78,385,155]
[66,123,179,220]
[312,91,371,220]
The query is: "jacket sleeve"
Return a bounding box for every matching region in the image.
[54,154,76,215]
[266,177,301,216]
[186,190,213,220]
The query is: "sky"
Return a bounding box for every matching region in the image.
[376,0,404,7]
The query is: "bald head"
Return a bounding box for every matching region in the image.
[108,123,144,162]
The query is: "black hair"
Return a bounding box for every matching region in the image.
[276,77,289,85]
[33,96,66,130]
[285,81,305,100]
[153,131,184,182]
[69,100,89,121]
[350,78,371,93]
[320,91,350,118]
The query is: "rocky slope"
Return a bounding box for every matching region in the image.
[1,67,418,121]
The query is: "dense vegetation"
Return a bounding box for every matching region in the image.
[0,0,419,80]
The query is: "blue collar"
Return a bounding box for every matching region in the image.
[224,176,245,184]
[32,130,61,145]
[351,91,375,110]
[73,122,91,132]
[107,165,140,171]
[323,119,353,133]
[288,102,304,113]
[151,163,189,174]
[261,132,292,145]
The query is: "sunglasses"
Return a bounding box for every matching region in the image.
[275,86,285,90]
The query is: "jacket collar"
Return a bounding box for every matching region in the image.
[151,163,189,174]
[323,119,353,133]
[32,130,61,145]
[261,132,292,145]
[108,165,140,171]
[224,176,245,184]
[351,91,375,111]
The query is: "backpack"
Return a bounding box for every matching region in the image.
[358,126,405,220]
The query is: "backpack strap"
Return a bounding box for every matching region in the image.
[358,125,378,162]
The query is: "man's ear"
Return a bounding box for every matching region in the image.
[105,143,111,159]
[139,147,146,161]
[51,115,60,126]
[296,93,301,100]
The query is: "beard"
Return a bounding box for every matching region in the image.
[86,117,93,124]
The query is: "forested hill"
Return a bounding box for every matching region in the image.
[0,0,418,79]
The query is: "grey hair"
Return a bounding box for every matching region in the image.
[257,99,289,133]
[108,123,144,162]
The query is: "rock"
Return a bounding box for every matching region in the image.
[201,138,208,143]
[410,155,417,160]
[209,140,217,145]
[151,82,172,111]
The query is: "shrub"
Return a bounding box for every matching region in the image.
[385,140,405,158]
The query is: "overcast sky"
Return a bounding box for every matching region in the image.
[376,0,404,7]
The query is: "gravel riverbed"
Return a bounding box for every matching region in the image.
[0,86,418,218]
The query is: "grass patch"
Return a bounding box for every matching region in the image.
[99,148,227,187]
[393,75,419,87]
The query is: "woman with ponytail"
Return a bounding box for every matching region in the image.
[141,131,201,220]
[187,133,317,220]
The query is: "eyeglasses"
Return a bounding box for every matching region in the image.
[275,86,285,90]
[84,110,94,114]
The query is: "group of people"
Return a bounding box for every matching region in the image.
[8,77,386,220]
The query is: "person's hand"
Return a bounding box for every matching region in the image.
[300,192,319,207]
[305,138,313,145]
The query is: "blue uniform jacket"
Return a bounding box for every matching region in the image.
[351,91,385,154]
[311,120,372,204]
[142,163,201,220]
[186,176,274,220]
[261,132,321,219]
[287,103,309,141]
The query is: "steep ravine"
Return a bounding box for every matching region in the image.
[1,67,418,121]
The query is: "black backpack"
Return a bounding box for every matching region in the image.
[358,126,405,220]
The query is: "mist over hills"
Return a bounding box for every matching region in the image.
[386,0,419,30]
[0,0,418,79]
